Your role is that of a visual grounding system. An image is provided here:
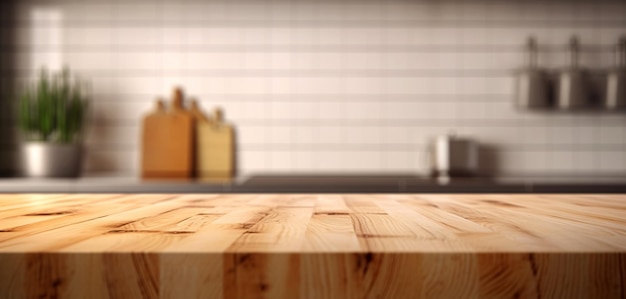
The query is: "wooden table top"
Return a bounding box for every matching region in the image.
[1,194,625,253]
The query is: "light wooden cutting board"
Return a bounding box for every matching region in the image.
[196,109,235,181]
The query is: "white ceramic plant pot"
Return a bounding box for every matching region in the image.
[21,142,84,178]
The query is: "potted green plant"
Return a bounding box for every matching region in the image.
[17,68,90,178]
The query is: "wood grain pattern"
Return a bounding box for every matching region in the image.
[0,194,625,298]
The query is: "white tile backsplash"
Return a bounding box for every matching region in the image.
[599,126,625,145]
[344,102,381,120]
[2,0,626,176]
[317,126,344,145]
[268,126,292,145]
[547,151,576,172]
[237,125,267,146]
[599,151,626,172]
[269,151,294,172]
[64,27,112,46]
[66,52,113,71]
[289,151,312,170]
[239,150,267,174]
[381,151,414,172]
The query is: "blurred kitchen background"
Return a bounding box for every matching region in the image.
[0,0,625,179]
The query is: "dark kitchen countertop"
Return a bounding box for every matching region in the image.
[0,174,625,193]
[238,174,626,193]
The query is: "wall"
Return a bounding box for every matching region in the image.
[0,2,18,176]
[1,0,625,177]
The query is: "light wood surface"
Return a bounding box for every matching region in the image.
[0,194,625,298]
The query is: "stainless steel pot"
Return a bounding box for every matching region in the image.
[21,142,84,178]
[428,134,479,178]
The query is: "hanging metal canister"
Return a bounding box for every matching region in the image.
[556,36,592,110]
[515,36,551,109]
[605,36,626,110]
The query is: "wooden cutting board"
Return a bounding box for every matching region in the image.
[196,108,235,182]
[141,98,194,179]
